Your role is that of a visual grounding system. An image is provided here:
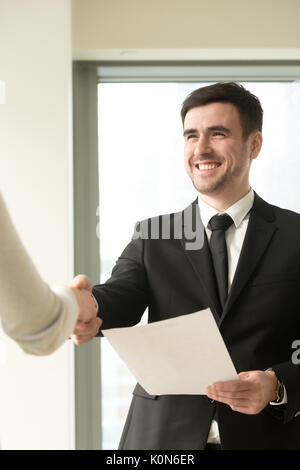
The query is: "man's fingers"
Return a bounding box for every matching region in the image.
[71,334,95,346]
[206,385,261,414]
[206,377,257,405]
[214,396,250,407]
[206,387,252,401]
[238,372,251,379]
[206,370,276,416]
[71,317,102,346]
[73,317,102,334]
[207,390,256,400]
[74,320,86,330]
[207,380,253,394]
[72,322,89,335]
[70,274,93,292]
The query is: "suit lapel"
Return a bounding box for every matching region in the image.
[178,199,223,322]
[178,194,277,326]
[220,193,277,324]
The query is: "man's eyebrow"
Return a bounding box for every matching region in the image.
[208,125,231,134]
[183,125,231,137]
[183,128,198,137]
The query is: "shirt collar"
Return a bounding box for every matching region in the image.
[197,188,254,229]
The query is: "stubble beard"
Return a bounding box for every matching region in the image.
[191,166,232,195]
[190,152,250,197]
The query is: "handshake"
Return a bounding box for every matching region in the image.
[68,274,103,346]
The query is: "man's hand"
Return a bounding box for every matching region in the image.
[70,286,99,324]
[70,317,102,345]
[206,370,278,415]
[69,274,98,323]
[69,274,103,345]
[68,274,99,323]
[69,274,93,292]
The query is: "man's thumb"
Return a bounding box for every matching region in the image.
[70,274,93,291]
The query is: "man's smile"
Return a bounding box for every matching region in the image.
[193,160,222,173]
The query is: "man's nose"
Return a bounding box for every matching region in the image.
[193,136,212,156]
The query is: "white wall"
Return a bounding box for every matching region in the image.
[0,0,74,450]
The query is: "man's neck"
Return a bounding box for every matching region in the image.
[198,186,252,213]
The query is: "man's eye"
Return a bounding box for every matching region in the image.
[213,132,225,137]
[186,134,197,141]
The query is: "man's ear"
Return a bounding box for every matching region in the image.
[250,131,263,160]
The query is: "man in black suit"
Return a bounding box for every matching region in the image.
[71,82,300,449]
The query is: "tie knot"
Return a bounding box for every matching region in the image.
[208,213,233,232]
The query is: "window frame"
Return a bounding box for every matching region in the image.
[72,60,300,450]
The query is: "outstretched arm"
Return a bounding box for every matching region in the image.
[0,192,98,355]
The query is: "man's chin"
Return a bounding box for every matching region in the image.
[190,170,232,194]
[192,181,225,195]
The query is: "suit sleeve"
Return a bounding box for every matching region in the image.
[92,223,149,332]
[270,361,300,423]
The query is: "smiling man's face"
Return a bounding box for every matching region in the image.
[183,102,260,202]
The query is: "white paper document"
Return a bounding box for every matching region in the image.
[102,309,238,395]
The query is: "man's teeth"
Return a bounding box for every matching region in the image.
[198,164,220,170]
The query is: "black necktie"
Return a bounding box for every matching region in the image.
[208,214,234,310]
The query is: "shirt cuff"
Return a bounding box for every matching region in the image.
[91,294,99,315]
[266,367,288,405]
[270,384,288,405]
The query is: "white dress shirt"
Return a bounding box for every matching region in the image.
[197,188,286,445]
[198,189,254,292]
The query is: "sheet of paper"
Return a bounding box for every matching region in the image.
[102,309,238,395]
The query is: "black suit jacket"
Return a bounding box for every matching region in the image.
[93,193,300,450]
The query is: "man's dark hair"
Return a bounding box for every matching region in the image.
[181,82,263,140]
